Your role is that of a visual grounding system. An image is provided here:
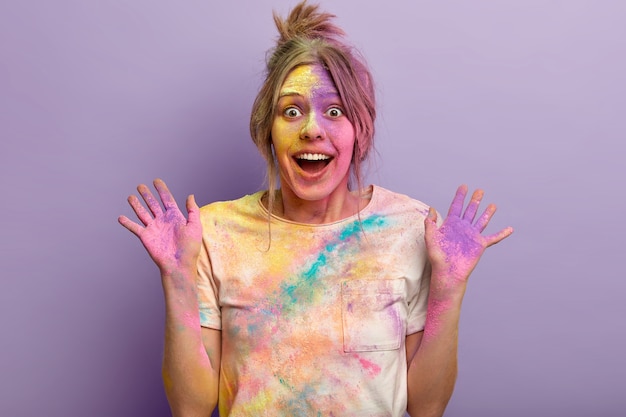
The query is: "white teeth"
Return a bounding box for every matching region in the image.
[296,153,331,161]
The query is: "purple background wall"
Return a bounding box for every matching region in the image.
[1,1,624,416]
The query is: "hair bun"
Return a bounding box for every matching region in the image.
[273,1,345,45]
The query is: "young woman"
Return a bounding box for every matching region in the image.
[119,2,513,416]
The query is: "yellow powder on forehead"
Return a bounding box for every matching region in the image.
[279,64,339,98]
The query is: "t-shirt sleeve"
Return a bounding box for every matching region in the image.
[196,229,222,330]
[406,261,431,335]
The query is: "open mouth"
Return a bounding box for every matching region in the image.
[295,153,333,174]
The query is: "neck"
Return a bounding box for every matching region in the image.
[274,185,363,225]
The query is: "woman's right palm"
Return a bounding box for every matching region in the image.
[118,179,202,274]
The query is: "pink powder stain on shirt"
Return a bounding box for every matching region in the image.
[357,356,382,377]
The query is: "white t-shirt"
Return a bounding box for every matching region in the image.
[197,185,432,416]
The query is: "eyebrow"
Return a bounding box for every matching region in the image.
[278,91,302,99]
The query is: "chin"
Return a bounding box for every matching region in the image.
[294,187,338,202]
[288,175,349,202]
[279,160,352,203]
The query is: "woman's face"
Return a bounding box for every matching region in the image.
[271,64,355,203]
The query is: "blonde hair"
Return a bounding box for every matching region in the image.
[250,1,376,215]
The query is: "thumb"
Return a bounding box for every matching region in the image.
[424,207,437,236]
[186,194,200,224]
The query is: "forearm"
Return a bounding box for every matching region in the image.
[161,268,219,417]
[406,277,466,417]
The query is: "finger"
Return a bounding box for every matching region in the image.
[484,226,514,247]
[474,203,497,232]
[186,194,200,226]
[118,215,143,237]
[127,195,153,226]
[137,183,164,217]
[462,189,483,223]
[447,184,468,218]
[423,207,438,238]
[154,178,179,211]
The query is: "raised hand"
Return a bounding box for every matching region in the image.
[424,185,513,292]
[118,179,202,275]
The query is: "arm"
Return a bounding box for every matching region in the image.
[119,179,219,416]
[406,185,513,417]
[405,285,463,417]
[161,268,220,416]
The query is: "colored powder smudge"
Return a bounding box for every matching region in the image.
[338,215,386,244]
[198,310,211,324]
[358,356,382,377]
[294,215,388,306]
[247,323,259,335]
[278,214,388,311]
[424,298,452,339]
[303,253,327,281]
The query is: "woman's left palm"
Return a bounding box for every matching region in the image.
[424,185,513,286]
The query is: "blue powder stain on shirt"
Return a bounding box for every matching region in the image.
[303,216,386,281]
[320,215,386,253]
[247,323,259,335]
[280,253,327,306]
[339,214,386,242]
[302,253,327,281]
[284,384,317,417]
[199,310,211,324]
[282,283,298,303]
[279,215,387,308]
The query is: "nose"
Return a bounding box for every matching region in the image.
[300,112,324,141]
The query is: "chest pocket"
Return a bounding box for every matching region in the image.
[341,278,407,352]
